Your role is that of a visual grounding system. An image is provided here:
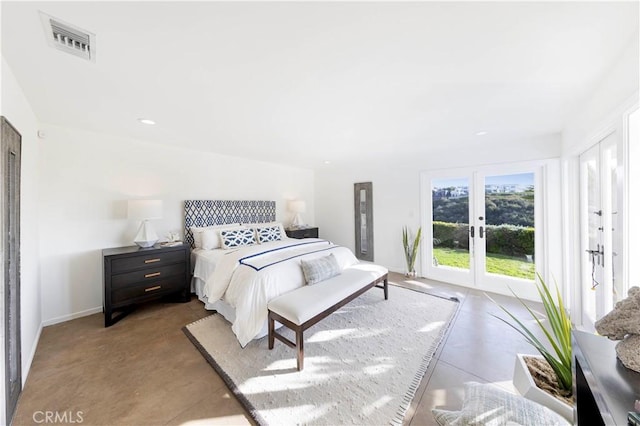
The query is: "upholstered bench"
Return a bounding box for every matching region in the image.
[267,263,388,370]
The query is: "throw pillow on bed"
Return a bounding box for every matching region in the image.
[220,228,257,249]
[256,225,283,243]
[244,222,288,241]
[300,253,341,285]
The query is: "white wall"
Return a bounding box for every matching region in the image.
[562,33,639,156]
[1,56,42,421]
[37,124,314,324]
[315,134,562,277]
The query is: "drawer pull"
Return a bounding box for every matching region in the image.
[145,272,161,278]
[145,285,161,292]
[144,258,161,264]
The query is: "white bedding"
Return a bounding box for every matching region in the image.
[191,247,226,282]
[194,238,359,347]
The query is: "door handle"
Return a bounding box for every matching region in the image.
[470,226,475,238]
[479,226,484,239]
[586,244,605,267]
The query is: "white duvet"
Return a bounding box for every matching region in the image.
[201,238,358,347]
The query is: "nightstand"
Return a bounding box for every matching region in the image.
[102,244,190,327]
[285,227,319,239]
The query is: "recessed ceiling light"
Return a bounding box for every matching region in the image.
[324,160,331,165]
[138,118,156,125]
[475,131,488,136]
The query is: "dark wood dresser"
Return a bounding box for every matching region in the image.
[102,244,190,327]
[573,330,640,425]
[285,227,319,239]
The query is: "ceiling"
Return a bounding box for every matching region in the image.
[2,1,638,169]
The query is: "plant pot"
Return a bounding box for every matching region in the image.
[405,270,417,278]
[513,354,573,422]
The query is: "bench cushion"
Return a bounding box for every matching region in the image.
[268,263,388,325]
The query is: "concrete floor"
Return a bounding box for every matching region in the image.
[12,272,546,425]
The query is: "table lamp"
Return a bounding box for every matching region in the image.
[288,200,306,229]
[128,199,163,248]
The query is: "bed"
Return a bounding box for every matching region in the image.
[185,200,359,347]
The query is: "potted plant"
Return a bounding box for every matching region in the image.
[402,226,422,277]
[488,273,573,421]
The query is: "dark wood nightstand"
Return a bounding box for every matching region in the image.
[102,243,190,327]
[285,227,319,239]
[573,330,640,425]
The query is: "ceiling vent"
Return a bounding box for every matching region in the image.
[39,11,96,62]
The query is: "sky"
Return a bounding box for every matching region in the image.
[433,173,534,189]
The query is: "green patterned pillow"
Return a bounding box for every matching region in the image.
[432,382,570,426]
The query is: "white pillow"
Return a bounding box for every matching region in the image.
[432,382,570,426]
[190,226,207,248]
[220,227,257,249]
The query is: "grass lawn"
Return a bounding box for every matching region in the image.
[433,247,535,280]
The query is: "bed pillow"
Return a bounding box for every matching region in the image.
[190,226,208,248]
[432,382,570,426]
[244,222,287,240]
[220,227,257,249]
[300,253,341,285]
[194,224,242,250]
[255,225,284,243]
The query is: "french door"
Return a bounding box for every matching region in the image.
[579,133,622,330]
[422,162,544,300]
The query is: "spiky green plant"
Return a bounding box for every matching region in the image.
[402,226,422,274]
[488,273,573,392]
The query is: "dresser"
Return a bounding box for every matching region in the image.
[102,244,190,327]
[573,330,640,425]
[285,227,319,239]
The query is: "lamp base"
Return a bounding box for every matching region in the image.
[134,220,158,248]
[291,213,306,229]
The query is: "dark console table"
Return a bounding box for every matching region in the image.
[573,330,640,425]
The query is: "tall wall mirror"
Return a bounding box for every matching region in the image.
[354,182,373,261]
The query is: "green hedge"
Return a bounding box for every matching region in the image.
[432,221,470,250]
[433,221,534,257]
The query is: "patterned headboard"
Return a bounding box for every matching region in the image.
[184,200,276,248]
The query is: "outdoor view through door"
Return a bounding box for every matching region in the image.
[423,164,541,298]
[432,173,535,278]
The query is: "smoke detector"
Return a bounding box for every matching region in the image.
[39,11,96,62]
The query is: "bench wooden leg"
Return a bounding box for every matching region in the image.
[268,313,275,350]
[384,278,388,300]
[296,329,304,371]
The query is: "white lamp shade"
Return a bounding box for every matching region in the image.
[128,199,163,220]
[288,200,306,213]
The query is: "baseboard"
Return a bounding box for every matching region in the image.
[42,306,102,327]
[22,322,43,387]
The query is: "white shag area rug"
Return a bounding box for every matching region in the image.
[183,285,459,426]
